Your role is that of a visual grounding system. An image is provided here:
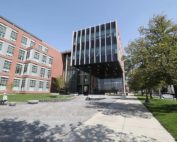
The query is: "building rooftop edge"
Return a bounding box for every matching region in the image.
[62,50,71,54]
[72,20,118,33]
[0,16,43,42]
[0,15,62,53]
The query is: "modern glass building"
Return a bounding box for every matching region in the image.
[65,21,125,94]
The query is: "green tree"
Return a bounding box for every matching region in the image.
[56,75,65,94]
[125,15,177,101]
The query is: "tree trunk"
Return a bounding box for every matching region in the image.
[145,90,149,103]
[150,90,153,99]
[174,85,177,100]
[141,90,144,96]
[159,89,162,99]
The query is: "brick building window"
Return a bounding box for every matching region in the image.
[32,65,38,73]
[0,77,8,86]
[46,81,49,89]
[13,79,20,87]
[0,42,2,51]
[30,80,36,87]
[39,81,43,88]
[38,45,43,50]
[18,49,26,60]
[21,79,26,88]
[34,52,39,60]
[47,69,51,78]
[45,48,48,53]
[49,57,53,64]
[15,64,23,75]
[30,41,35,47]
[40,68,45,77]
[0,24,6,38]
[10,31,17,41]
[23,64,28,73]
[7,45,15,55]
[21,36,27,45]
[42,55,47,63]
[3,60,11,70]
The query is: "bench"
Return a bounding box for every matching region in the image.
[28,100,39,104]
[9,102,16,106]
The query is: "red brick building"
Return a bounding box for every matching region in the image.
[0,16,63,93]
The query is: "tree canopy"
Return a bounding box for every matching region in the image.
[56,75,65,92]
[125,15,177,94]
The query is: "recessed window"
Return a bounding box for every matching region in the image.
[42,55,47,63]
[21,79,26,88]
[0,77,8,86]
[7,45,15,55]
[45,48,48,53]
[34,52,39,59]
[18,49,25,60]
[0,24,6,38]
[40,68,45,77]
[38,45,43,50]
[39,81,43,88]
[3,60,11,70]
[23,64,28,73]
[26,50,30,59]
[46,81,49,89]
[15,64,23,75]
[0,42,2,51]
[47,69,51,78]
[10,31,17,41]
[13,79,20,87]
[21,36,27,45]
[30,80,36,87]
[30,41,35,47]
[49,57,53,64]
[32,65,38,73]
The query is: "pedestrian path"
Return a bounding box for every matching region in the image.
[64,94,176,142]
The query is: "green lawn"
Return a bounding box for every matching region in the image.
[0,94,74,102]
[136,94,177,141]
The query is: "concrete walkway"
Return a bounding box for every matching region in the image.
[64,94,176,142]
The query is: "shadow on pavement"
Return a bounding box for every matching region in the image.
[0,118,82,142]
[64,124,158,142]
[86,100,152,119]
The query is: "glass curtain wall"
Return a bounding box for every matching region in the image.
[76,31,81,65]
[85,29,89,64]
[101,25,105,62]
[111,22,118,61]
[98,78,123,93]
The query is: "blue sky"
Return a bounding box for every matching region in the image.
[0,0,177,52]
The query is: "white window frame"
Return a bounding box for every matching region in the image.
[10,30,17,41]
[34,51,39,60]
[29,80,36,87]
[15,63,23,75]
[0,24,6,38]
[21,36,28,46]
[18,49,26,60]
[6,44,15,56]
[0,77,8,86]
[32,65,38,73]
[3,60,12,72]
[13,78,21,87]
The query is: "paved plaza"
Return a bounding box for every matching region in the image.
[0,94,175,142]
